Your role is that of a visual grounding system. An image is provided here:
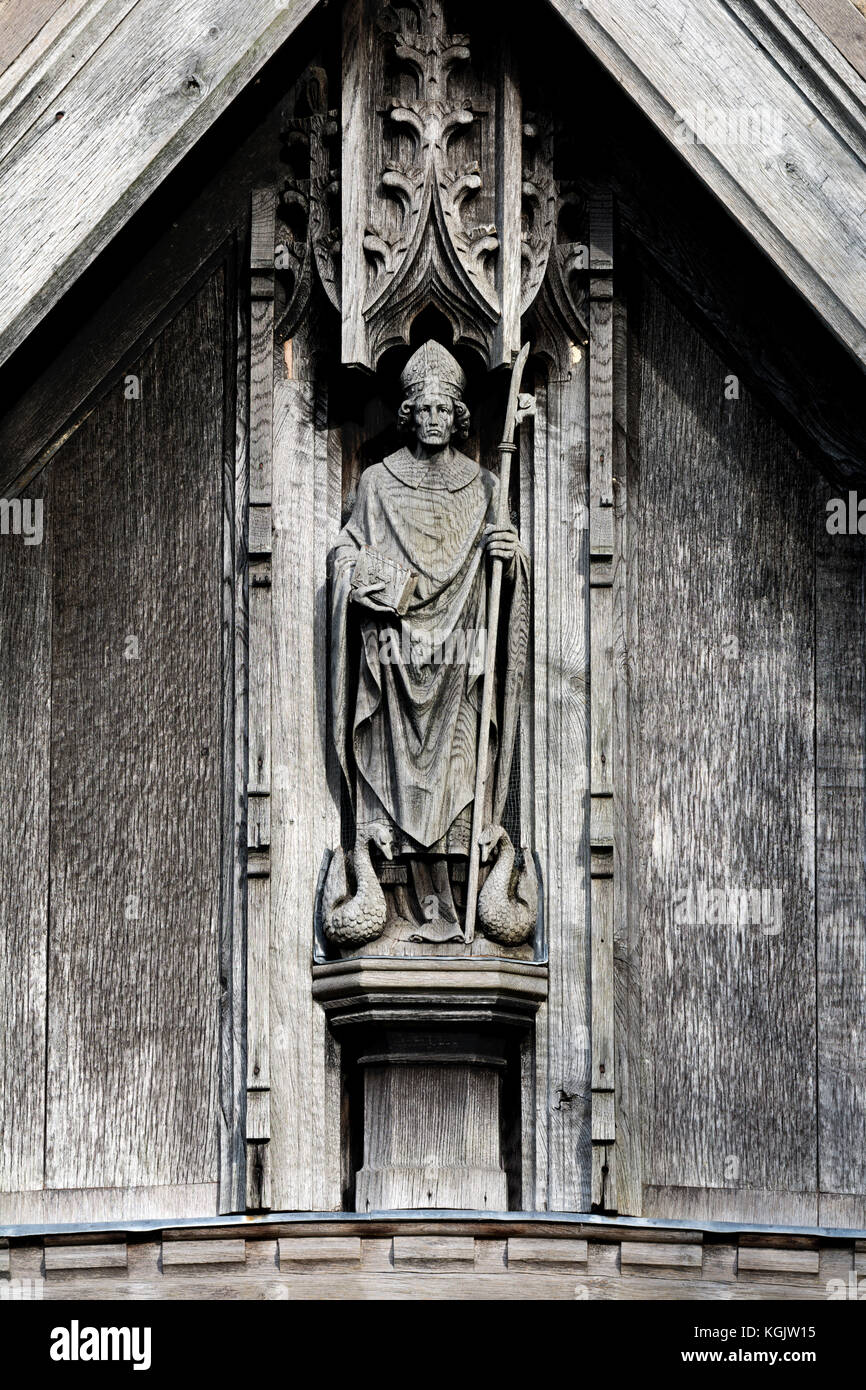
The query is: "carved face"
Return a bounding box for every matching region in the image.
[410,390,455,448]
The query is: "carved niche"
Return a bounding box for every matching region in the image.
[247,0,612,1215]
[268,5,589,970]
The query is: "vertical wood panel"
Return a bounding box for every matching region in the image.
[612,287,641,1215]
[543,364,591,1211]
[269,335,340,1212]
[588,194,617,1209]
[0,482,51,1192]
[815,493,866,1208]
[220,241,248,1215]
[45,273,224,1191]
[636,274,816,1211]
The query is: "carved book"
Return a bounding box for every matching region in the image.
[352,545,418,615]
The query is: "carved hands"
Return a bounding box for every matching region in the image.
[349,577,399,614]
[484,524,525,572]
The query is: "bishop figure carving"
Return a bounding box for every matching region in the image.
[324,340,537,949]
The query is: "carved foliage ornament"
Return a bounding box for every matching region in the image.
[276,7,586,365]
[276,65,341,340]
[357,1,501,364]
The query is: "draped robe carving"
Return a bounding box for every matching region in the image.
[331,448,529,856]
[327,344,530,942]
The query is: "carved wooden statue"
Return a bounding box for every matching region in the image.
[325,339,536,947]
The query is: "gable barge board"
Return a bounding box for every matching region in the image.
[0,11,326,496]
[0,0,320,368]
[548,0,866,369]
[525,5,866,490]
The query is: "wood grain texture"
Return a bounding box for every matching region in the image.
[0,1182,218,1226]
[278,1236,361,1265]
[612,285,641,1215]
[340,0,373,369]
[18,1217,861,1298]
[44,273,224,1192]
[392,1236,475,1266]
[0,1,134,126]
[539,363,592,1211]
[0,67,298,496]
[44,1243,127,1271]
[32,1270,842,1299]
[548,0,866,367]
[507,1237,588,1266]
[244,193,273,1209]
[525,388,550,1210]
[737,1246,819,1275]
[269,336,340,1212]
[162,1237,245,1265]
[0,0,66,76]
[796,0,866,80]
[0,481,51,1193]
[356,1066,507,1212]
[822,1193,866,1229]
[588,209,617,1205]
[815,492,866,1208]
[635,273,817,1210]
[642,1185,819,1226]
[0,0,318,366]
[220,239,247,1215]
[620,1240,701,1268]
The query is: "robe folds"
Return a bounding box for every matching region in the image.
[330,447,530,854]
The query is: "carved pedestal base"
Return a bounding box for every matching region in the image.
[313,959,548,1211]
[355,1063,507,1212]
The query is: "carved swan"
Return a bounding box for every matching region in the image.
[322,822,393,947]
[477,825,538,946]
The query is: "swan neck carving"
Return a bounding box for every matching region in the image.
[477,825,538,946]
[322,823,391,947]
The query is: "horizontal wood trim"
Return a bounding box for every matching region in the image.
[0,1184,218,1227]
[44,1243,128,1271]
[392,1236,476,1267]
[737,1247,820,1275]
[162,1238,247,1266]
[278,1237,362,1265]
[16,1270,838,1299]
[4,1223,860,1299]
[620,1240,702,1269]
[643,1186,820,1227]
[507,1237,588,1266]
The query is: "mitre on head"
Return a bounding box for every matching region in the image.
[400,341,466,400]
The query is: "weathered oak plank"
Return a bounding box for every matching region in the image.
[269,334,340,1212]
[0,0,318,366]
[45,274,224,1193]
[549,0,866,366]
[542,360,591,1211]
[815,492,866,1211]
[0,481,51,1194]
[635,274,817,1209]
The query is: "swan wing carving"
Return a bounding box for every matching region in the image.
[477,825,538,946]
[322,823,390,946]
